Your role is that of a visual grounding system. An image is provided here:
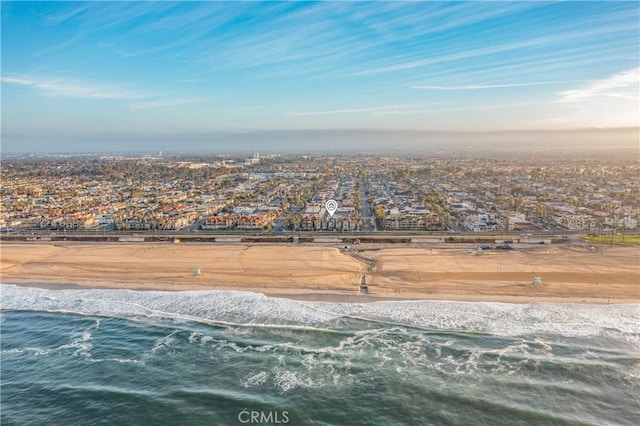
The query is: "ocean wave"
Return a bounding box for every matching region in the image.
[1,284,638,343]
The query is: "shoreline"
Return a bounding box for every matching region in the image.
[2,281,638,304]
[1,242,638,304]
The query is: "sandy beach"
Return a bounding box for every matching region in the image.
[1,242,638,303]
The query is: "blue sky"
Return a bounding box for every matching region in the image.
[1,1,638,153]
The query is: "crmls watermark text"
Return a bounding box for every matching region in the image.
[238,409,290,424]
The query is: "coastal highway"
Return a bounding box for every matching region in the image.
[1,229,594,244]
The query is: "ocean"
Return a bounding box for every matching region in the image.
[1,284,638,425]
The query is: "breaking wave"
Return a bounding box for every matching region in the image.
[1,284,638,344]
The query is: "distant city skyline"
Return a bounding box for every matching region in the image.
[1,1,638,153]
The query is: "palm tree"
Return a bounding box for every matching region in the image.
[440,211,451,230]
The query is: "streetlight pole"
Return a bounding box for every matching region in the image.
[610,226,615,247]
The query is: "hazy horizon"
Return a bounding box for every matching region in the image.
[1,127,638,155]
[1,1,639,153]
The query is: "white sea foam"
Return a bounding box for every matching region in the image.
[272,370,319,393]
[1,284,638,344]
[241,371,270,388]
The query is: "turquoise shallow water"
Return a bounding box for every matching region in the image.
[1,284,639,425]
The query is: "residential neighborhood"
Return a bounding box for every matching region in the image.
[1,151,638,235]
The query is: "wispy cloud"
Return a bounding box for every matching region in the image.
[33,33,85,57]
[373,102,548,116]
[1,75,148,99]
[45,3,95,24]
[548,67,639,128]
[3,1,638,138]
[287,101,551,117]
[129,99,190,110]
[288,107,395,116]
[556,67,639,102]
[354,20,639,77]
[414,80,591,90]
[287,103,435,116]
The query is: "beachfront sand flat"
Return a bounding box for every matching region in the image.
[371,246,639,302]
[1,242,638,303]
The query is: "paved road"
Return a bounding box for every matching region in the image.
[2,230,602,242]
[359,176,376,232]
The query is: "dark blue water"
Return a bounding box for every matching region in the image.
[1,285,639,425]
